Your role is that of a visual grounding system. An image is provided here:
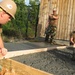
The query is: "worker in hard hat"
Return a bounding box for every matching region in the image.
[0,0,17,74]
[0,0,17,58]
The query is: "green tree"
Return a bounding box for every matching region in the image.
[3,0,40,40]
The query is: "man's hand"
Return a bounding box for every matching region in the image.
[0,48,7,56]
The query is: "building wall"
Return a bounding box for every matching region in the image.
[37,0,75,40]
[37,0,49,37]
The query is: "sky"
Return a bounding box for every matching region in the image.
[25,0,40,6]
[0,0,40,6]
[25,0,30,6]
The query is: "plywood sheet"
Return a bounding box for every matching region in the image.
[0,58,52,75]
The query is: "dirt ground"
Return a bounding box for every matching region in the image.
[11,47,75,75]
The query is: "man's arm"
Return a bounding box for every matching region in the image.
[0,36,4,48]
[0,36,7,56]
[70,37,74,44]
[49,14,58,20]
[53,15,59,19]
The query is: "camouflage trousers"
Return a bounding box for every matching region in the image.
[45,25,57,43]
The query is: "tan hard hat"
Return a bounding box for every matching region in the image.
[0,0,17,19]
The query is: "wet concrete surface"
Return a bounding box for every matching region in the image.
[4,38,69,52]
[4,41,58,51]
[11,47,75,75]
[4,40,74,75]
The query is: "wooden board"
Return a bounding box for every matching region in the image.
[0,58,53,75]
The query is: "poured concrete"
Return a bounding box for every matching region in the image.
[10,46,75,75]
[4,41,75,75]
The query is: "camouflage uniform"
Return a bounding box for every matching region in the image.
[45,14,58,43]
[45,25,57,43]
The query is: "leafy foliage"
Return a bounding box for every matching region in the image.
[3,0,40,40]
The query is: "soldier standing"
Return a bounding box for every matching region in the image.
[45,8,58,44]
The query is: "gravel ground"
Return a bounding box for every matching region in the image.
[11,47,75,75]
